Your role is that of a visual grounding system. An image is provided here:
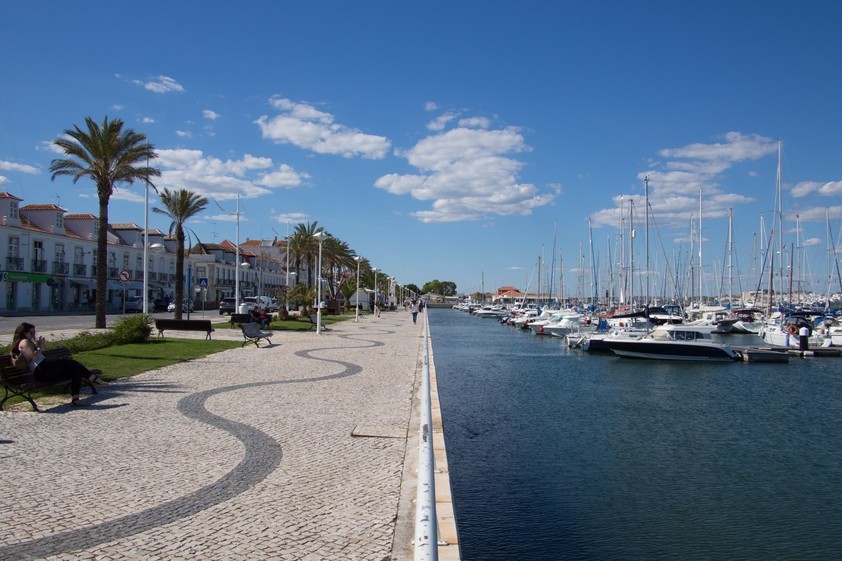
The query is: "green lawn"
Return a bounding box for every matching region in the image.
[76,338,243,379]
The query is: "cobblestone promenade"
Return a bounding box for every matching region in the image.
[0,313,425,560]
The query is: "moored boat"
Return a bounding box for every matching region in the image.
[604,324,738,361]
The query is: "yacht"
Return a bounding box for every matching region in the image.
[604,324,738,361]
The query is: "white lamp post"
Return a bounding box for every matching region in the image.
[287,271,296,312]
[313,230,329,334]
[372,267,378,315]
[148,243,164,310]
[354,256,362,322]
[240,260,251,313]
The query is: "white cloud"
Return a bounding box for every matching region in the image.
[659,132,777,162]
[175,130,192,138]
[376,121,556,223]
[791,180,842,197]
[0,160,39,174]
[0,176,8,185]
[154,148,308,200]
[804,237,823,247]
[591,132,776,229]
[203,110,220,121]
[458,116,491,129]
[255,96,390,159]
[427,111,458,132]
[137,75,185,94]
[274,212,310,224]
[140,117,156,124]
[424,102,438,111]
[259,163,310,188]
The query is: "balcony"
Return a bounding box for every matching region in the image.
[52,261,70,275]
[107,267,119,278]
[32,259,47,273]
[74,263,87,276]
[6,257,24,271]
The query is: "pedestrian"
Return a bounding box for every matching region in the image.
[375,299,381,318]
[798,324,810,351]
[10,322,106,407]
[411,299,420,324]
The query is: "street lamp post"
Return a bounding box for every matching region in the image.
[313,230,329,334]
[372,267,378,315]
[287,271,296,312]
[354,256,362,322]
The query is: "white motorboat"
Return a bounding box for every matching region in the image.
[604,324,738,361]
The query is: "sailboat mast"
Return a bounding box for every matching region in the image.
[629,200,635,305]
[776,140,784,306]
[644,175,650,306]
[698,187,703,309]
[728,208,733,307]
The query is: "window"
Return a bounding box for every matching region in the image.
[9,201,18,220]
[55,243,65,262]
[55,212,64,230]
[8,237,19,258]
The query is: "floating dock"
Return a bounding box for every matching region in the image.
[733,345,842,362]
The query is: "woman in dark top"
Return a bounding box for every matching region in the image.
[11,322,106,407]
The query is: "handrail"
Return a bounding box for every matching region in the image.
[414,312,438,560]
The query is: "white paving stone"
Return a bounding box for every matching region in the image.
[0,313,424,561]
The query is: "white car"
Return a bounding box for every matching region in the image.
[167,299,194,312]
[124,296,153,313]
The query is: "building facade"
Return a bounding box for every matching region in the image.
[0,192,297,314]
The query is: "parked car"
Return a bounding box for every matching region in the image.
[219,297,236,315]
[167,299,194,313]
[124,296,153,313]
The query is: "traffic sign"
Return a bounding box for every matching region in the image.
[119,269,131,282]
[198,277,208,288]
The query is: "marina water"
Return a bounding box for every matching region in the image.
[429,308,842,560]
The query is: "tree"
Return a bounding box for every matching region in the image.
[422,279,457,296]
[152,188,209,320]
[290,221,321,286]
[50,116,159,328]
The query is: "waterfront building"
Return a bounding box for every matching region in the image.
[0,192,300,314]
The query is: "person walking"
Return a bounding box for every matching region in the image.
[411,299,420,324]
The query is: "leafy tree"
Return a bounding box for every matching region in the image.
[422,279,457,296]
[50,116,159,328]
[152,188,208,320]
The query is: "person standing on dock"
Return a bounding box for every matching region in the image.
[798,324,810,351]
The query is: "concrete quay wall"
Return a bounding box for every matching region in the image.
[0,311,459,560]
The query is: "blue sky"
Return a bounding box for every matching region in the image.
[1,2,841,299]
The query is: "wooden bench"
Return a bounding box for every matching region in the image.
[0,347,99,412]
[240,322,273,347]
[229,313,252,326]
[154,319,215,339]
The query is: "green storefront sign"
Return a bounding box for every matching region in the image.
[1,271,54,283]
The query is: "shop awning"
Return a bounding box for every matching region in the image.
[70,279,97,289]
[107,280,143,291]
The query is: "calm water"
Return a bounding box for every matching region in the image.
[428,308,842,561]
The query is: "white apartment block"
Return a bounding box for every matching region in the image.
[0,192,296,314]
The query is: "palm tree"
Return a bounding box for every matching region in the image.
[50,116,159,328]
[291,221,321,286]
[152,188,209,320]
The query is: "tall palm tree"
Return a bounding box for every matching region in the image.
[291,221,321,286]
[50,116,159,328]
[152,188,209,320]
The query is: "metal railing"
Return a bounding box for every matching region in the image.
[414,312,438,560]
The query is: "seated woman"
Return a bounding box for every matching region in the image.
[11,322,106,407]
